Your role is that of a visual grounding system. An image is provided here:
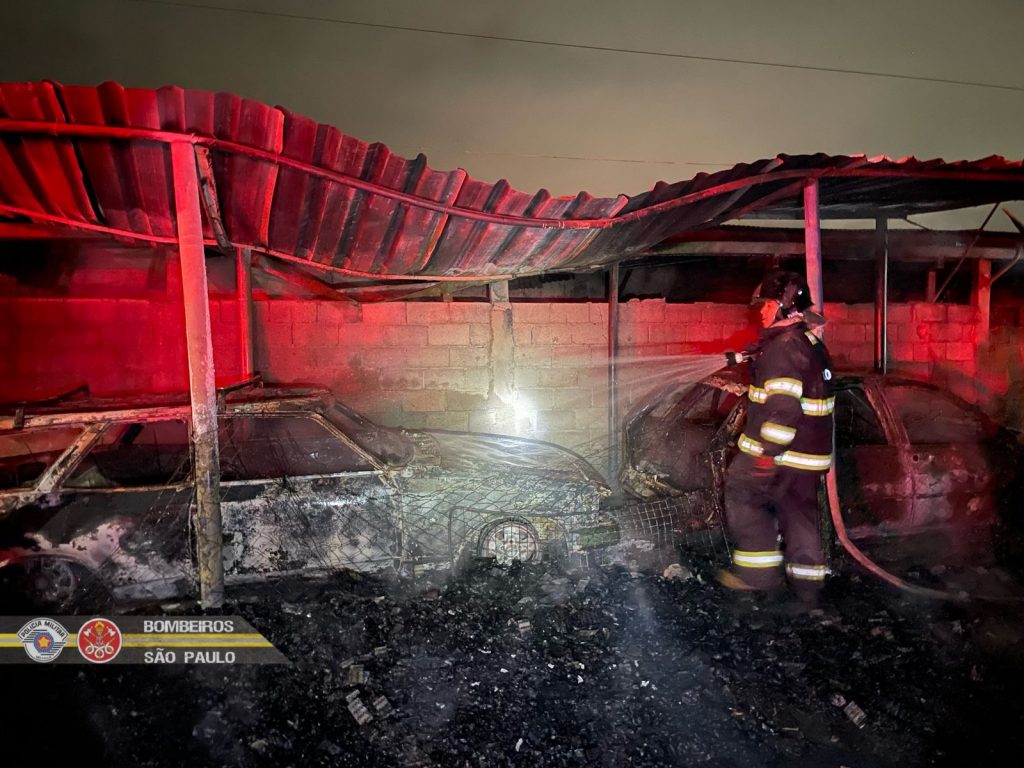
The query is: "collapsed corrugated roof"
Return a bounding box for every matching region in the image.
[2,80,1024,282]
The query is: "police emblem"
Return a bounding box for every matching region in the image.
[17,618,70,663]
[77,618,123,663]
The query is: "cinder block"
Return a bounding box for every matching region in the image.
[700,304,747,324]
[948,304,980,323]
[403,390,447,412]
[317,301,362,325]
[362,302,408,325]
[617,321,648,345]
[833,324,867,343]
[379,368,424,390]
[931,324,962,342]
[514,345,553,366]
[571,323,606,345]
[260,322,294,348]
[664,304,701,324]
[512,324,533,345]
[428,324,471,346]
[386,325,426,346]
[549,303,590,323]
[891,342,916,361]
[683,323,724,343]
[450,346,490,368]
[532,324,573,346]
[512,303,551,323]
[340,323,386,347]
[922,342,946,362]
[445,390,487,411]
[469,324,491,345]
[292,322,341,347]
[887,304,913,323]
[589,304,609,323]
[407,303,451,325]
[912,302,947,322]
[265,301,292,324]
[463,367,490,394]
[451,303,490,324]
[422,368,467,390]
[946,342,975,361]
[649,324,684,344]
[549,345,597,368]
[538,409,577,430]
[291,302,318,324]
[844,304,875,324]
[516,368,544,388]
[847,345,874,364]
[625,299,665,324]
[539,368,579,388]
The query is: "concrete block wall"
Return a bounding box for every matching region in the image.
[0,296,1001,466]
[0,298,243,401]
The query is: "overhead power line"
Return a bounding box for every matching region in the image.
[128,0,1024,94]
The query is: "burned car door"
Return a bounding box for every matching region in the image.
[880,383,996,530]
[217,413,400,580]
[832,383,914,536]
[632,383,742,495]
[10,419,196,602]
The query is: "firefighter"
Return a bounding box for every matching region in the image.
[719,270,835,605]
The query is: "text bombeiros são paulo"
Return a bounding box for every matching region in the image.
[142,619,235,633]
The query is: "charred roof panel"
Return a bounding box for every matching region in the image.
[2,81,1024,280]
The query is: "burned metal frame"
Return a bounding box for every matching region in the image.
[171,142,225,608]
[3,118,1024,283]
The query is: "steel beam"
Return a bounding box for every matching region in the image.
[874,218,889,373]
[803,181,824,331]
[974,259,992,343]
[171,142,224,609]
[236,248,255,380]
[607,264,621,489]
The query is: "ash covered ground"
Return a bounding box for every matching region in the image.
[5,551,1024,768]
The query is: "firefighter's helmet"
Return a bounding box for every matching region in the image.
[752,270,813,315]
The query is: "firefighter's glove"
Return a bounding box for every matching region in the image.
[751,455,777,478]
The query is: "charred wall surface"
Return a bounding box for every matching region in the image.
[2,294,1014,457]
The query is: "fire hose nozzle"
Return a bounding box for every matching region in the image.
[724,351,746,367]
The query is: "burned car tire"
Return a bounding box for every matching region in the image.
[10,558,109,613]
[477,518,542,565]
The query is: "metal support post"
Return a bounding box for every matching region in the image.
[236,248,255,379]
[803,181,824,336]
[974,258,991,343]
[874,217,889,373]
[171,141,224,609]
[607,264,620,489]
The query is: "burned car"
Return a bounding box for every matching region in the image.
[0,387,615,608]
[619,370,1021,546]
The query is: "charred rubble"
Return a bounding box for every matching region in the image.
[4,551,1024,768]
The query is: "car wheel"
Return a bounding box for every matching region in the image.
[478,519,541,565]
[13,558,106,612]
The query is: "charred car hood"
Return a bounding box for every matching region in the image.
[405,430,608,489]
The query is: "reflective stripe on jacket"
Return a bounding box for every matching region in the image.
[740,321,835,471]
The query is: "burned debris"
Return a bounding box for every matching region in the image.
[5,559,1023,767]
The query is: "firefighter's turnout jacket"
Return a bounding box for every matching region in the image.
[737,320,835,472]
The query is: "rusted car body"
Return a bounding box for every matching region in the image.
[0,388,614,607]
[619,370,1021,547]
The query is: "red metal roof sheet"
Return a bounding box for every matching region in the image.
[2,81,1024,281]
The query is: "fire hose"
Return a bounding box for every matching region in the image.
[825,464,1023,604]
[723,351,1021,603]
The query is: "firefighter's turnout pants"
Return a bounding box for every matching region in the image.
[724,453,827,596]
